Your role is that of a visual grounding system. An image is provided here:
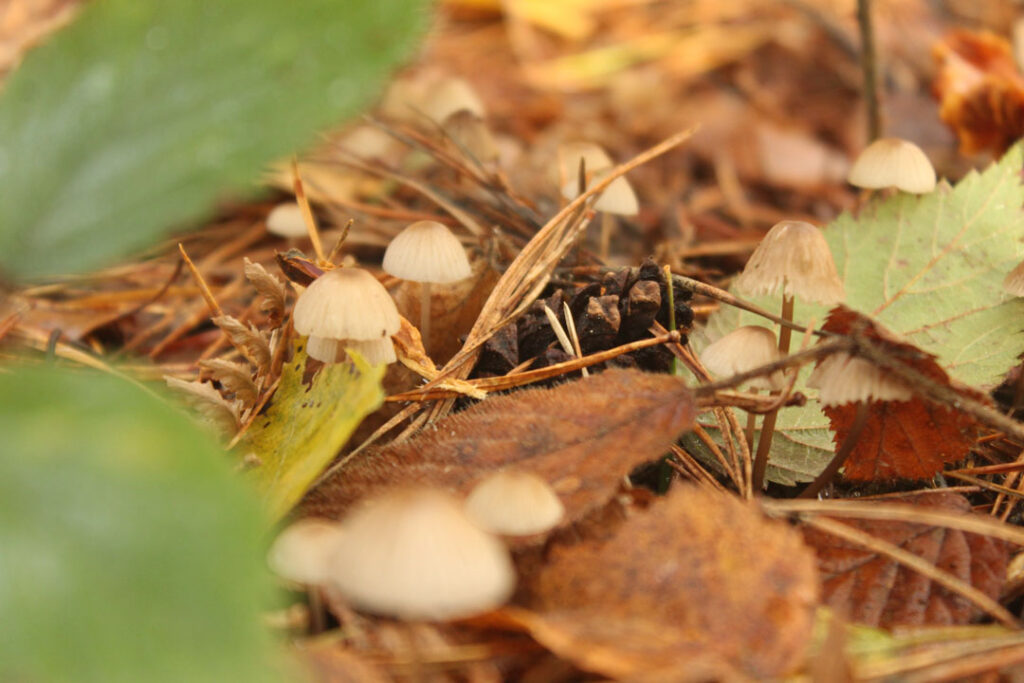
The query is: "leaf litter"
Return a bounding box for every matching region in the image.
[9,0,1024,679]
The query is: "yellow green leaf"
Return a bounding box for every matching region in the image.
[245,344,384,521]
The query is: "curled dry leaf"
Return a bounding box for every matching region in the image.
[301,368,696,539]
[933,30,1024,156]
[517,485,818,679]
[243,258,286,326]
[213,315,272,375]
[198,359,258,407]
[164,376,241,434]
[820,307,983,481]
[802,491,1009,628]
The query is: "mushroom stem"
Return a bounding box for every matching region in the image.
[599,212,614,261]
[308,588,326,634]
[798,401,871,499]
[744,393,758,449]
[420,281,432,355]
[751,293,795,491]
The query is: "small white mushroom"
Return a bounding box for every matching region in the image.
[847,137,936,194]
[465,470,565,536]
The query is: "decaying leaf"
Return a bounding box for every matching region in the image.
[164,376,242,434]
[214,315,272,375]
[302,368,696,535]
[933,30,1024,156]
[802,491,1009,628]
[243,258,287,326]
[198,359,259,408]
[516,485,818,679]
[244,343,385,521]
[820,307,983,481]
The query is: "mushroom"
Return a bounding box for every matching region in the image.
[559,141,639,261]
[382,220,472,354]
[700,325,787,448]
[442,109,500,167]
[464,470,565,536]
[292,267,401,365]
[799,351,913,498]
[267,518,346,632]
[327,488,515,621]
[734,219,845,490]
[266,202,309,246]
[847,137,936,194]
[423,76,485,125]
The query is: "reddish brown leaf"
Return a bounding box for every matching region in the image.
[302,369,696,538]
[933,30,1024,156]
[821,307,982,481]
[802,492,1009,628]
[518,485,819,679]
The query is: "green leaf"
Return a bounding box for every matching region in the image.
[0,367,290,682]
[0,0,427,279]
[245,344,385,521]
[695,145,1024,483]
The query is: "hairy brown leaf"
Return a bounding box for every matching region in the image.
[302,369,696,536]
[802,491,1009,628]
[199,359,258,407]
[821,307,982,481]
[213,315,272,375]
[243,258,287,326]
[164,376,242,434]
[520,485,819,679]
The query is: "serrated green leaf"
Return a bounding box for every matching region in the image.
[0,0,427,279]
[694,145,1024,483]
[0,368,288,682]
[245,345,385,521]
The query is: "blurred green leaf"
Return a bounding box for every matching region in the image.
[695,144,1024,484]
[0,0,427,279]
[245,344,385,521]
[0,367,290,682]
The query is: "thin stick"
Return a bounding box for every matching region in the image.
[599,212,613,261]
[800,515,1018,628]
[291,160,326,263]
[857,0,882,142]
[672,274,824,336]
[798,401,870,498]
[561,301,588,378]
[177,243,223,318]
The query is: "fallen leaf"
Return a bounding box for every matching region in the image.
[243,258,287,326]
[933,30,1024,156]
[821,307,983,481]
[301,368,695,536]
[245,343,385,521]
[802,491,1009,628]
[165,376,242,434]
[518,485,819,679]
[214,315,272,376]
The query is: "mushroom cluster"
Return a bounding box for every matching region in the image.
[267,473,565,623]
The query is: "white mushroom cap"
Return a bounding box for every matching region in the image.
[807,352,913,406]
[293,268,401,341]
[558,142,639,216]
[266,203,308,238]
[700,325,787,391]
[847,138,936,194]
[424,76,486,124]
[328,488,515,621]
[382,221,472,284]
[734,220,845,304]
[464,470,565,536]
[267,518,346,586]
[1004,258,1024,297]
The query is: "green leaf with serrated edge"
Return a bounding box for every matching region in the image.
[0,0,427,280]
[245,343,384,521]
[0,368,290,682]
[693,145,1024,484]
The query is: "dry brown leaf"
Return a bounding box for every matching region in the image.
[517,485,818,679]
[243,258,287,326]
[802,491,1009,628]
[198,358,259,407]
[213,315,272,375]
[933,30,1024,156]
[301,368,696,536]
[164,376,242,433]
[821,307,983,481]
